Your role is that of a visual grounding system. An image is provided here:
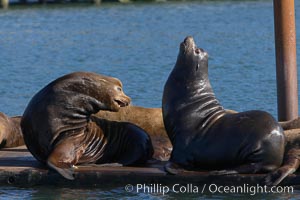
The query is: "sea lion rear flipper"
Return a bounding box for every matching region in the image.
[262,148,300,186]
[47,160,75,180]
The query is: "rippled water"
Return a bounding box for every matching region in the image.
[0,185,298,199]
[0,0,300,199]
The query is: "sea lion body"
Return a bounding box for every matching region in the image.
[95,106,172,161]
[169,110,284,170]
[162,37,285,178]
[21,72,153,179]
[81,116,153,165]
[0,113,23,148]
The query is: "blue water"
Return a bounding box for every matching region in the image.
[0,0,300,199]
[0,185,297,199]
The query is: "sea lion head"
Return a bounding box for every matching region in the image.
[176,36,209,81]
[85,74,131,112]
[57,72,131,112]
[103,76,131,112]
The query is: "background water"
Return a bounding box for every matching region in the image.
[0,0,300,199]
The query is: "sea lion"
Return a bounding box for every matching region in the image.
[162,36,290,185]
[3,106,299,153]
[95,106,172,161]
[280,118,300,130]
[21,72,153,180]
[0,113,24,148]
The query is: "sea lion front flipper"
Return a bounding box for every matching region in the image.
[46,133,85,180]
[47,160,75,180]
[263,148,300,186]
[164,162,184,174]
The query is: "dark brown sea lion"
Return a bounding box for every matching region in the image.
[162,36,289,185]
[95,106,172,161]
[0,113,24,148]
[21,72,153,180]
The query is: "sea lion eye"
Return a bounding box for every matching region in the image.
[117,87,122,92]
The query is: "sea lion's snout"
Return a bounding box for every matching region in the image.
[114,95,131,108]
[109,83,131,110]
[184,36,195,47]
[180,36,207,59]
[180,36,195,53]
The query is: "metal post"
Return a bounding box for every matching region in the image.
[1,0,9,9]
[273,0,298,121]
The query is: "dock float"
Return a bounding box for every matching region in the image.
[0,146,299,188]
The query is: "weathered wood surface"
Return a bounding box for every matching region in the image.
[0,146,300,187]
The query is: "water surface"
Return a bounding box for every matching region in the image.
[0,0,300,199]
[1,0,299,117]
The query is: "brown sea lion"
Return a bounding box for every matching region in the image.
[0,113,24,148]
[162,36,290,185]
[95,106,172,161]
[280,118,300,130]
[21,72,153,180]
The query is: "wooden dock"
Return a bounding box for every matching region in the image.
[0,0,128,9]
[0,146,299,187]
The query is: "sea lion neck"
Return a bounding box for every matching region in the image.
[169,37,210,96]
[163,36,226,139]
